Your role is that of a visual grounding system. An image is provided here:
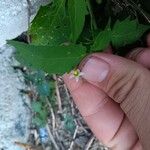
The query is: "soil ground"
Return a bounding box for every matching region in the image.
[25,75,109,150]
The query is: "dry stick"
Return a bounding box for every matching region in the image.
[86,0,98,37]
[64,83,89,136]
[46,103,64,149]
[53,74,63,113]
[84,136,95,150]
[63,83,75,115]
[68,125,79,150]
[63,82,81,150]
[55,131,66,150]
[46,98,56,130]
[63,83,70,99]
[46,124,59,150]
[64,81,82,137]
[125,0,150,23]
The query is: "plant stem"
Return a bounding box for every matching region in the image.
[86,0,98,31]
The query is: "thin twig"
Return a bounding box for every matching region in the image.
[76,119,89,134]
[63,83,76,116]
[53,74,63,113]
[86,0,98,39]
[68,125,79,150]
[125,0,150,23]
[84,136,95,150]
[46,124,59,150]
[63,83,70,99]
[55,131,66,150]
[46,98,56,130]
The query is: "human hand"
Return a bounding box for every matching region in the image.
[63,34,150,150]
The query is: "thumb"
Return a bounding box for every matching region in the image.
[81,53,150,150]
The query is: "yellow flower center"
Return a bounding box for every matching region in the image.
[73,70,79,77]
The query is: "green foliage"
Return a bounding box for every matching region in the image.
[25,70,55,127]
[31,100,48,127]
[92,19,149,51]
[111,18,149,48]
[63,114,76,134]
[92,22,111,51]
[36,81,50,97]
[30,0,70,46]
[9,41,86,74]
[31,101,43,113]
[9,1,150,74]
[25,70,45,83]
[68,0,87,43]
[32,110,48,127]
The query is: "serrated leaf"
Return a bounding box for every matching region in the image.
[112,18,150,47]
[68,0,87,43]
[9,41,86,74]
[91,22,111,51]
[30,1,70,46]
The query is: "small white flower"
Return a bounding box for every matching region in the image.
[69,69,84,82]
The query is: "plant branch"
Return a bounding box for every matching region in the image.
[124,0,150,23]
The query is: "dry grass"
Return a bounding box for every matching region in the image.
[26,75,109,150]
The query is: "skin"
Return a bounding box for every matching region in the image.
[63,34,150,150]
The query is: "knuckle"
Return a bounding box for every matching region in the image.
[82,94,109,117]
[106,68,141,104]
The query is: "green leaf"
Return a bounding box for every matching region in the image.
[33,70,46,84]
[112,18,150,47]
[30,1,70,46]
[91,23,111,51]
[32,105,48,127]
[32,116,46,127]
[96,0,103,4]
[63,114,76,134]
[9,41,86,74]
[91,18,149,51]
[68,0,87,43]
[37,81,50,96]
[39,109,48,122]
[25,70,45,84]
[31,101,42,113]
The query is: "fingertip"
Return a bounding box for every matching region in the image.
[126,47,150,69]
[126,48,144,61]
[136,48,150,69]
[63,72,83,92]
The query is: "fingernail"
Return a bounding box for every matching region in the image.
[82,57,109,82]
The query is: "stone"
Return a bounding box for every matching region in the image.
[0,0,49,149]
[0,0,49,47]
[0,44,30,150]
